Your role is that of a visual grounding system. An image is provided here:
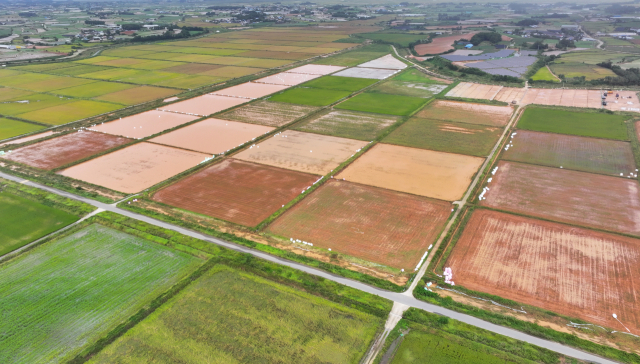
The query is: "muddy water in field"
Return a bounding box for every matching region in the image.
[161,95,247,116]
[219,100,318,127]
[235,130,367,175]
[482,161,640,236]
[211,82,289,99]
[447,209,640,334]
[153,159,317,227]
[150,118,273,154]
[254,73,321,86]
[58,142,208,193]
[2,131,131,170]
[286,64,345,75]
[89,110,198,139]
[337,143,484,201]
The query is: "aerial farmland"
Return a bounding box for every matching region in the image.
[2,1,640,363]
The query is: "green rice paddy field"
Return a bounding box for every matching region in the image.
[269,87,351,106]
[530,67,558,82]
[89,265,382,364]
[336,92,427,116]
[385,118,502,157]
[0,118,43,140]
[517,107,630,140]
[0,223,203,364]
[0,192,79,256]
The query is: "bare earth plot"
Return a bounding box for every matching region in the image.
[482,161,640,236]
[153,159,317,227]
[2,131,131,170]
[337,144,484,201]
[503,130,636,176]
[235,130,367,175]
[218,100,318,127]
[294,110,398,141]
[445,82,502,101]
[286,64,345,75]
[89,110,198,139]
[211,82,289,99]
[333,67,400,80]
[160,94,247,116]
[493,87,526,104]
[417,100,512,127]
[58,142,208,194]
[414,33,478,55]
[150,118,273,154]
[520,88,602,109]
[357,54,407,70]
[253,73,321,86]
[268,180,450,270]
[446,209,640,334]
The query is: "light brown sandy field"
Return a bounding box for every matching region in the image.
[150,118,273,154]
[210,82,289,99]
[219,100,318,127]
[337,143,484,201]
[253,73,321,86]
[286,64,345,75]
[235,130,367,175]
[58,142,208,193]
[447,209,640,334]
[482,161,640,236]
[161,94,247,116]
[414,33,478,55]
[89,110,198,139]
[418,100,513,127]
[2,131,130,170]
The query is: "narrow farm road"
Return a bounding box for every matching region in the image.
[0,171,622,364]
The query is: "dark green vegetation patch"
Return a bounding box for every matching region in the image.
[384,118,502,157]
[303,76,377,92]
[336,93,427,116]
[269,87,351,107]
[0,192,79,256]
[518,107,629,140]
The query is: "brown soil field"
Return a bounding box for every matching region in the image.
[210,82,289,99]
[58,142,208,193]
[161,94,247,116]
[482,161,640,236]
[337,144,484,201]
[2,131,131,170]
[520,88,602,109]
[286,64,346,75]
[503,130,636,176]
[416,100,513,127]
[0,131,56,147]
[253,72,321,86]
[219,100,318,127]
[414,33,478,55]
[445,82,503,101]
[446,209,640,334]
[153,158,317,226]
[268,180,451,269]
[150,118,273,154]
[89,110,198,139]
[235,130,367,175]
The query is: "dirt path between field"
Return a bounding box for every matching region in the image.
[546,65,562,82]
[404,106,525,295]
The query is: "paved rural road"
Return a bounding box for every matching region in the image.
[0,171,620,364]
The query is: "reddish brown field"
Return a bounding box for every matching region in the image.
[482,161,640,236]
[3,131,130,170]
[211,82,289,99]
[161,94,247,116]
[152,158,317,227]
[414,33,478,55]
[89,110,198,139]
[268,180,451,269]
[447,209,640,334]
[253,72,321,86]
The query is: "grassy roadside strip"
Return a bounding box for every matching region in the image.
[440,95,510,106]
[626,118,640,172]
[0,176,95,217]
[412,281,640,364]
[374,308,570,364]
[55,211,392,363]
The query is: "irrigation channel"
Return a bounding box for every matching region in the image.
[0,166,622,363]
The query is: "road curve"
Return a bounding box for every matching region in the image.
[0,171,621,364]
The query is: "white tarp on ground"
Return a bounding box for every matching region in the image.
[333,67,400,80]
[357,54,408,70]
